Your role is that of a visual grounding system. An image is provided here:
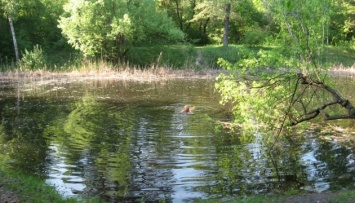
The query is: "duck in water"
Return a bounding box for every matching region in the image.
[181,105,195,114]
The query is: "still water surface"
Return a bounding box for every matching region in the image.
[0,77,355,202]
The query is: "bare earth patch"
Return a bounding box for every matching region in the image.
[0,186,20,203]
[284,193,336,203]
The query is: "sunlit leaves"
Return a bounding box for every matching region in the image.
[270,0,333,69]
[215,0,338,141]
[58,0,184,58]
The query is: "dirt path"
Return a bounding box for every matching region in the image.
[0,186,20,203]
[284,193,337,203]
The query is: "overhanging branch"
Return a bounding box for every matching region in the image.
[290,73,355,125]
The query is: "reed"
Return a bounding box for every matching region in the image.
[0,45,353,80]
[0,54,228,83]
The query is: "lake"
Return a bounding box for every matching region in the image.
[0,76,354,202]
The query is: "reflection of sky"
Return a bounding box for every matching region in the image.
[172,167,207,202]
[300,139,330,192]
[45,144,86,197]
[170,105,209,202]
[15,79,353,202]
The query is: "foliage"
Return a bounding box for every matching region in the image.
[330,0,355,43]
[0,170,103,202]
[127,45,196,68]
[215,0,355,141]
[0,0,22,16]
[241,26,271,46]
[18,44,46,70]
[58,0,185,59]
[0,0,71,61]
[0,0,353,68]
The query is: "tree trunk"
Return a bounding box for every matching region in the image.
[203,18,210,34]
[223,3,231,47]
[174,0,183,30]
[8,14,19,61]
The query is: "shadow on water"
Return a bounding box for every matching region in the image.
[0,77,355,202]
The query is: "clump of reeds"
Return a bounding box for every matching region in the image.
[328,64,355,77]
[0,57,223,83]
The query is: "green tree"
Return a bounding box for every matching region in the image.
[192,0,233,44]
[191,0,270,45]
[0,0,69,62]
[158,0,212,44]
[58,0,185,60]
[330,0,355,43]
[0,0,22,61]
[215,0,355,142]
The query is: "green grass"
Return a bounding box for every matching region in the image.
[322,46,355,67]
[127,45,197,68]
[127,44,268,69]
[127,44,355,70]
[0,44,354,72]
[0,170,101,203]
[196,189,355,203]
[2,168,355,203]
[329,189,355,203]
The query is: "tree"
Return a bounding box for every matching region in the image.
[192,0,232,44]
[191,0,269,46]
[58,0,185,60]
[215,0,354,141]
[223,3,231,47]
[1,0,21,61]
[330,0,355,43]
[0,0,70,62]
[158,0,195,32]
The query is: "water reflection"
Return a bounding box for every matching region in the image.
[0,78,354,202]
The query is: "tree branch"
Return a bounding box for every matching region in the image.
[290,73,355,125]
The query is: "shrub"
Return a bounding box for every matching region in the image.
[241,27,270,46]
[18,45,47,70]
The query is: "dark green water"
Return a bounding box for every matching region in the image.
[0,77,354,202]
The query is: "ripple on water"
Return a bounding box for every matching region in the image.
[1,79,354,202]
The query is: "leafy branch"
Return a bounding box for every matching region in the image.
[290,73,355,125]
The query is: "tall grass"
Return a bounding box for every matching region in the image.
[0,170,102,203]
[0,45,354,74]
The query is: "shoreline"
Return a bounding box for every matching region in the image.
[0,68,227,83]
[0,65,354,82]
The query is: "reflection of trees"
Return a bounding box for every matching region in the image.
[307,139,353,190]
[195,135,308,197]
[0,97,63,173]
[128,104,176,201]
[45,93,137,200]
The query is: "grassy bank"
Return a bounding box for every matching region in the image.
[1,168,355,203]
[128,44,355,69]
[1,45,354,72]
[0,170,100,203]
[197,189,355,203]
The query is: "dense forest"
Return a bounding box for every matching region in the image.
[0,0,354,67]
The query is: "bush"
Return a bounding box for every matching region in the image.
[18,45,47,70]
[241,27,271,46]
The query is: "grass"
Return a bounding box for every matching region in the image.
[196,189,355,203]
[0,44,354,73]
[106,44,355,70]
[322,46,355,67]
[127,45,197,68]
[329,190,355,203]
[2,168,355,203]
[0,171,76,202]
